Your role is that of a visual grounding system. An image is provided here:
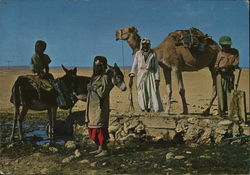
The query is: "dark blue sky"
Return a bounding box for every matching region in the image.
[0,0,249,68]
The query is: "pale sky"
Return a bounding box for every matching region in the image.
[0,0,249,68]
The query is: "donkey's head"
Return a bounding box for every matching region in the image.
[61,64,77,89]
[107,63,127,91]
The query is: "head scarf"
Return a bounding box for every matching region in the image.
[92,56,108,77]
[140,38,152,57]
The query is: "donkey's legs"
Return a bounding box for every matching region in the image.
[10,105,19,141]
[163,68,172,114]
[17,106,28,141]
[48,106,57,139]
[173,69,188,114]
[203,66,217,115]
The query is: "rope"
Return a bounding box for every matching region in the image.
[122,41,125,75]
[128,87,135,112]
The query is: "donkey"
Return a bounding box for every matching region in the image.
[69,63,127,114]
[10,65,77,141]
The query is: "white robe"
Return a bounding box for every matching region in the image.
[129,50,163,112]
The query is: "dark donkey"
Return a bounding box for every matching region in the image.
[10,65,77,141]
[69,63,127,114]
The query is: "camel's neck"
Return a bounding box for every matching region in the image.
[127,33,141,55]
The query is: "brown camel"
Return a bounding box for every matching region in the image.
[116,26,221,114]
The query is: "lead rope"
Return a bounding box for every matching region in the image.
[122,41,125,75]
[121,41,135,112]
[128,86,135,112]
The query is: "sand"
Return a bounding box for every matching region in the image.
[0,68,249,114]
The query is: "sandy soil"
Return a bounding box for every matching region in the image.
[0,68,249,114]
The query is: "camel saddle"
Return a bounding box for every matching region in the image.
[176,27,208,52]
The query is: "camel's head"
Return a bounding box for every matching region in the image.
[116,26,138,41]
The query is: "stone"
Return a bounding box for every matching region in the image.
[218,120,233,126]
[62,155,75,163]
[134,123,145,134]
[79,159,90,164]
[102,162,107,166]
[183,125,202,142]
[153,163,158,168]
[232,124,240,137]
[175,119,188,133]
[74,149,81,158]
[42,143,50,147]
[186,151,192,154]
[120,133,137,141]
[174,155,185,160]
[188,143,198,148]
[187,117,199,124]
[168,130,177,140]
[65,141,77,149]
[141,117,176,129]
[215,126,228,135]
[41,168,49,174]
[109,124,121,134]
[197,128,212,144]
[7,143,14,149]
[49,147,58,153]
[90,162,97,167]
[166,152,175,160]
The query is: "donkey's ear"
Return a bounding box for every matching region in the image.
[61,64,68,73]
[73,67,77,75]
[114,63,118,67]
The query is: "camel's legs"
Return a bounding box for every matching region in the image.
[173,69,188,114]
[10,105,19,141]
[203,66,217,115]
[163,68,172,114]
[17,106,28,141]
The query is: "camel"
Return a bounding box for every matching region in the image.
[116,26,221,114]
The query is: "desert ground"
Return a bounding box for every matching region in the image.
[0,68,249,174]
[0,68,249,114]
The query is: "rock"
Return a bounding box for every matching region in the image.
[187,117,199,124]
[62,155,75,163]
[168,130,177,140]
[120,164,126,167]
[41,168,49,174]
[186,151,192,154]
[74,149,81,158]
[175,119,188,133]
[153,163,158,168]
[49,147,58,153]
[188,143,198,148]
[174,155,185,160]
[134,123,145,134]
[79,159,90,164]
[218,120,233,126]
[232,124,240,136]
[166,152,175,160]
[7,143,14,149]
[65,141,77,149]
[197,128,212,144]
[90,162,97,167]
[102,162,107,166]
[109,124,121,134]
[120,133,137,141]
[42,143,50,148]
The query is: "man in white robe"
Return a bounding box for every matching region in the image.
[129,38,163,112]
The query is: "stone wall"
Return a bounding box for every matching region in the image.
[75,113,250,144]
